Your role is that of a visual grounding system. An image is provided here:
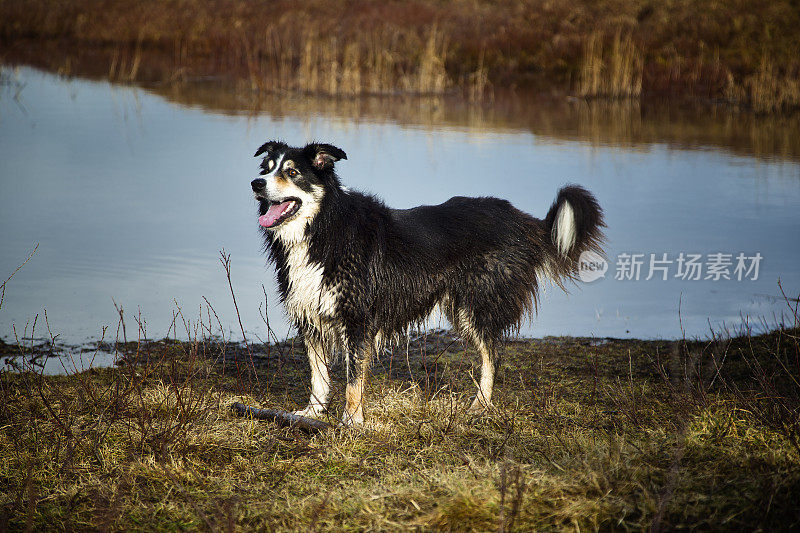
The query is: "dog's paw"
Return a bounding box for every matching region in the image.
[293,405,324,418]
[466,397,493,415]
[340,410,364,427]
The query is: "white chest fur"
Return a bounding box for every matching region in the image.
[282,241,338,326]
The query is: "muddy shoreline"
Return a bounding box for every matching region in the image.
[1,329,666,376]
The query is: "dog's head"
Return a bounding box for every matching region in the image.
[251,141,347,243]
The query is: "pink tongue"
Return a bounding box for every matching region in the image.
[258,201,294,228]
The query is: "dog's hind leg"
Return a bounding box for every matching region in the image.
[294,333,332,417]
[468,340,500,413]
[449,305,500,413]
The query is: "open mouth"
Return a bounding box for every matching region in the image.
[259,198,302,228]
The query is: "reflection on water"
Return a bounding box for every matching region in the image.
[1,66,799,356]
[151,80,800,162]
[2,344,119,376]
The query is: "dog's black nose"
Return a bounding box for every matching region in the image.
[251,178,266,191]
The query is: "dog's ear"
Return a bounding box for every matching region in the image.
[304,143,347,170]
[254,141,287,158]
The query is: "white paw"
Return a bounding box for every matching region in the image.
[293,405,324,418]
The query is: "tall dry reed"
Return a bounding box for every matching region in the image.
[578,31,642,99]
[726,56,800,113]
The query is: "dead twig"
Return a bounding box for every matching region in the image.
[230,402,331,433]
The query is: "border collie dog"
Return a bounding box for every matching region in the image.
[251,141,604,425]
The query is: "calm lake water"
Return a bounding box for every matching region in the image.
[1,66,799,362]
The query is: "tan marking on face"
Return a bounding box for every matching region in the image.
[276,159,300,183]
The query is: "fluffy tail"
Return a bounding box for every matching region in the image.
[543,185,605,279]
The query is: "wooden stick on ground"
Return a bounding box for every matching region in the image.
[230,402,332,433]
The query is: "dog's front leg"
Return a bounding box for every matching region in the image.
[294,334,331,417]
[342,338,374,426]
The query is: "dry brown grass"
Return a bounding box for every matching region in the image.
[726,56,800,114]
[1,0,799,110]
[287,25,450,96]
[2,308,799,531]
[578,31,642,98]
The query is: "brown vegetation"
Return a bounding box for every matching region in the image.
[578,31,642,98]
[1,0,799,111]
[3,323,800,530]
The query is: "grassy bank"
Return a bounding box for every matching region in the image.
[2,321,799,530]
[1,0,799,112]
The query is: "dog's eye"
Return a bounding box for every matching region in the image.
[267,159,275,171]
[286,168,299,178]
